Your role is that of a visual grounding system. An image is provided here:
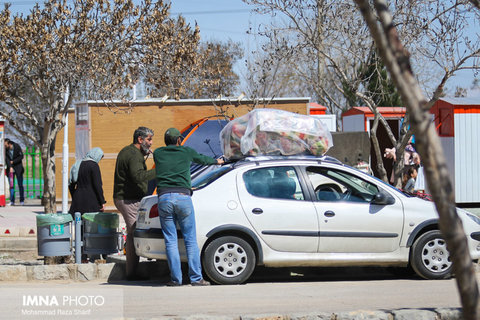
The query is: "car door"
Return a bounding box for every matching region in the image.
[237,165,319,252]
[303,165,404,253]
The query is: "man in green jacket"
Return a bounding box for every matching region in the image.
[154,128,224,286]
[114,126,155,281]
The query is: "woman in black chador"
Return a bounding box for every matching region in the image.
[68,147,106,215]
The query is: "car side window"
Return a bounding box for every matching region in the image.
[306,167,378,203]
[243,166,304,200]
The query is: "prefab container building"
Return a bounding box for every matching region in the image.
[342,106,406,179]
[430,97,480,204]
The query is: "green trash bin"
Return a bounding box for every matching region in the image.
[36,214,73,256]
[82,212,119,255]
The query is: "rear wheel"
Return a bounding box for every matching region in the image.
[203,236,256,285]
[411,230,452,279]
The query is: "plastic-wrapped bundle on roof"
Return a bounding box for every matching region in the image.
[220,108,333,160]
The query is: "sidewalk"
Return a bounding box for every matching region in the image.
[0,199,44,237]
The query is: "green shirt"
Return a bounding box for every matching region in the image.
[153,145,217,190]
[113,144,155,200]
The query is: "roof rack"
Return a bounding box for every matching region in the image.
[229,154,343,167]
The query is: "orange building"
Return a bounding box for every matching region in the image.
[54,97,311,209]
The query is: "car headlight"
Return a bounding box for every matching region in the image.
[467,213,480,225]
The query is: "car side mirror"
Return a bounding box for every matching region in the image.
[371,191,395,205]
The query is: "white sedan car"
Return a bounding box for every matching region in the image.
[134,156,480,284]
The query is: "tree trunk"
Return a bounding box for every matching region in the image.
[391,131,412,188]
[40,139,57,214]
[353,1,480,318]
[370,112,388,182]
[415,124,480,319]
[390,152,405,188]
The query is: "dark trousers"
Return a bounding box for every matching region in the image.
[10,170,25,203]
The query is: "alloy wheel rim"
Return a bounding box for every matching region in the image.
[213,242,248,278]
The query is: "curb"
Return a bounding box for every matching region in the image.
[0,237,37,250]
[0,259,169,282]
[137,309,463,319]
[237,309,463,320]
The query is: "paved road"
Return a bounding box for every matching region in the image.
[0,267,470,319]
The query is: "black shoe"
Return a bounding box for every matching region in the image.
[191,279,210,286]
[126,275,149,281]
[166,281,182,287]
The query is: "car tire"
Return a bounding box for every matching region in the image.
[203,236,256,285]
[410,230,452,279]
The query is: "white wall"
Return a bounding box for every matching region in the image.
[343,115,364,132]
[311,115,337,132]
[454,113,480,203]
[440,136,455,189]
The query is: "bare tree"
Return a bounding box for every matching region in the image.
[0,0,200,213]
[354,0,480,318]
[243,0,480,186]
[143,40,243,99]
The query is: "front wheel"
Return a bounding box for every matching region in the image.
[410,230,452,279]
[203,236,256,285]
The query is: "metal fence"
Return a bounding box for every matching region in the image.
[18,146,43,199]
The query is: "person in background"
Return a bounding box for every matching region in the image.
[3,138,9,157]
[68,147,106,263]
[5,139,25,206]
[68,147,106,216]
[113,126,155,281]
[403,166,418,193]
[3,139,12,203]
[153,127,224,286]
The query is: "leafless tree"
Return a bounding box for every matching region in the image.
[143,40,243,99]
[354,0,480,318]
[0,0,200,213]
[243,0,480,186]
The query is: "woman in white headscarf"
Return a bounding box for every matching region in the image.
[68,147,106,216]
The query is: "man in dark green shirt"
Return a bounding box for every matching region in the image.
[153,128,223,286]
[114,126,155,281]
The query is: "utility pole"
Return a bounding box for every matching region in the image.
[62,89,69,214]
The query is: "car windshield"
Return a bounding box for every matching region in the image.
[359,169,410,195]
[191,165,232,189]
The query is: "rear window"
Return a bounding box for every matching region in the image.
[191,165,232,189]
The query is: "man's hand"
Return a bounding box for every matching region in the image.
[216,158,225,165]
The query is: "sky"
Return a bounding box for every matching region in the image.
[168,0,266,44]
[1,0,478,97]
[169,0,479,97]
[1,0,267,45]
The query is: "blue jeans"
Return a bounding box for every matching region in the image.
[158,193,203,284]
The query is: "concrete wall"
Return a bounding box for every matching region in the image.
[326,131,370,167]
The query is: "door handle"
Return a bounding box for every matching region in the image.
[324,210,335,217]
[252,208,263,214]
